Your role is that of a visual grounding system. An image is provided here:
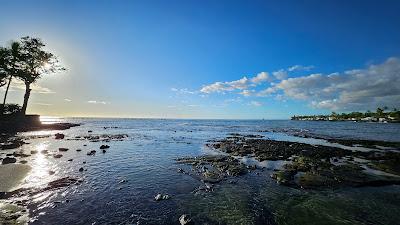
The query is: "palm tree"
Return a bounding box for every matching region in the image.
[0,42,21,114]
[16,36,65,115]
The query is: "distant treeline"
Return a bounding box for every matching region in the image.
[292,107,400,122]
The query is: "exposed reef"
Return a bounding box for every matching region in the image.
[205,134,400,189]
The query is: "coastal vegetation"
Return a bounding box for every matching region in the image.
[0,36,64,116]
[291,108,400,122]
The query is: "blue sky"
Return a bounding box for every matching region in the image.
[1,0,400,119]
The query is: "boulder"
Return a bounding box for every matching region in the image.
[2,157,17,164]
[55,133,65,139]
[100,145,110,149]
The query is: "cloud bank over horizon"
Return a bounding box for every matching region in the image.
[198,57,400,112]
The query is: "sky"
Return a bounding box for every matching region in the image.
[0,0,400,119]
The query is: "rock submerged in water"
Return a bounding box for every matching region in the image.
[154,193,170,201]
[59,147,69,152]
[179,214,192,225]
[87,150,96,156]
[2,157,17,164]
[54,154,63,159]
[55,133,65,139]
[100,145,110,149]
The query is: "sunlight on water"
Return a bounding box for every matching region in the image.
[39,116,62,124]
[22,142,55,189]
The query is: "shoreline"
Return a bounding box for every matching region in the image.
[1,121,400,224]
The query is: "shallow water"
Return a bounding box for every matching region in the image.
[1,119,400,224]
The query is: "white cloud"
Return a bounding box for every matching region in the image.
[64,98,72,102]
[257,87,277,96]
[171,88,197,94]
[251,72,270,84]
[200,77,249,93]
[272,69,288,80]
[88,100,108,105]
[288,65,314,72]
[270,57,400,111]
[33,102,52,106]
[239,89,254,97]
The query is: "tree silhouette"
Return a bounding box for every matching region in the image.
[16,37,65,115]
[0,42,22,114]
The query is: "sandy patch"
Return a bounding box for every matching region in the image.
[0,164,31,192]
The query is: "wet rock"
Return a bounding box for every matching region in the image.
[68,159,73,162]
[19,160,28,164]
[41,150,48,154]
[87,150,96,156]
[54,154,63,159]
[2,157,17,164]
[88,130,93,133]
[176,155,247,183]
[369,159,400,176]
[119,179,127,184]
[271,170,296,186]
[59,148,69,152]
[11,152,30,158]
[76,149,82,152]
[102,149,106,153]
[179,214,192,225]
[79,167,84,172]
[154,193,170,201]
[55,133,65,139]
[30,150,38,154]
[100,145,110,149]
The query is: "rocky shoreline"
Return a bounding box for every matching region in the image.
[201,134,400,190]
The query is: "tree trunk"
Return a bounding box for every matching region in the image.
[1,75,12,115]
[21,83,31,116]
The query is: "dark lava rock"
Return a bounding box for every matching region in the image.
[176,155,247,183]
[79,167,84,172]
[54,154,63,159]
[100,145,110,149]
[59,148,69,152]
[55,133,65,139]
[87,150,96,156]
[2,157,17,164]
[76,149,82,152]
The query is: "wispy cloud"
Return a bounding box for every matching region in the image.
[171,88,197,94]
[249,101,262,107]
[64,98,72,102]
[88,100,108,105]
[33,102,52,106]
[2,79,54,94]
[287,65,314,72]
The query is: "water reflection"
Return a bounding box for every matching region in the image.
[22,142,55,189]
[39,116,62,125]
